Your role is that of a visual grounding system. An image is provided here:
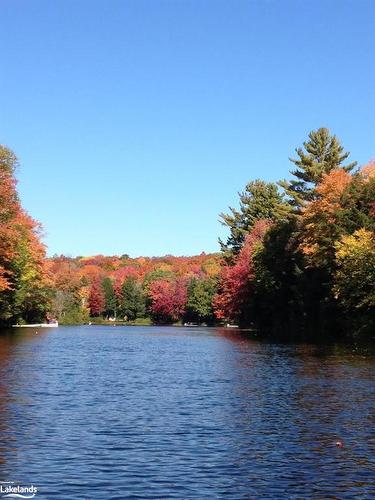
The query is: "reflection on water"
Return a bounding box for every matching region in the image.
[0,326,374,499]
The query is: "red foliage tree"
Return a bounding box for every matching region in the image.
[213,220,271,322]
[149,278,188,322]
[88,278,105,316]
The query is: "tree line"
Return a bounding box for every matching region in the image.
[0,128,374,337]
[49,253,220,325]
[216,128,374,337]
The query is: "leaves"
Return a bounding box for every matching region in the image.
[149,278,187,323]
[185,277,217,323]
[49,251,222,323]
[1,136,372,334]
[214,220,271,322]
[334,229,375,310]
[219,180,289,257]
[0,145,51,323]
[88,278,105,317]
[119,277,145,320]
[298,169,352,268]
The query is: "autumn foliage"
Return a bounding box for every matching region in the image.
[215,130,374,336]
[213,220,270,322]
[149,278,188,322]
[88,278,105,316]
[1,134,374,336]
[298,169,352,267]
[0,145,51,324]
[48,252,221,323]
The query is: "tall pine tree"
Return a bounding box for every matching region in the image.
[279,128,357,208]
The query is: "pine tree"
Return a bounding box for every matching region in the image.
[120,277,145,320]
[101,277,116,318]
[279,127,357,208]
[219,179,289,257]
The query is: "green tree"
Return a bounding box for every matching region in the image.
[143,268,174,291]
[101,277,116,318]
[120,277,145,320]
[338,167,375,234]
[219,179,289,257]
[185,278,217,323]
[252,219,307,334]
[52,290,89,324]
[0,145,18,176]
[279,128,357,208]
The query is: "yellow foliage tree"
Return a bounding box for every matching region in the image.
[333,229,375,310]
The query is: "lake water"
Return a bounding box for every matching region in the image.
[0,326,374,499]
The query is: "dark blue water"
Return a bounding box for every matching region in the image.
[0,326,374,499]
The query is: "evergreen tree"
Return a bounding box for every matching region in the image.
[279,127,357,208]
[120,277,145,320]
[252,219,309,335]
[219,179,289,257]
[338,165,375,234]
[101,277,116,318]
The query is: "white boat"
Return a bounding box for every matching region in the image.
[226,323,239,328]
[12,322,59,328]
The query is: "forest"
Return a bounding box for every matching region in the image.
[0,127,374,337]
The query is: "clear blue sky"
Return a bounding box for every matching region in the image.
[1,0,374,257]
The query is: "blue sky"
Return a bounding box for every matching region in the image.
[0,0,374,257]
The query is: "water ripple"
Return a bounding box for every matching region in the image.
[0,326,374,499]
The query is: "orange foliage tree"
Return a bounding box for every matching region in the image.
[0,145,51,323]
[298,169,352,268]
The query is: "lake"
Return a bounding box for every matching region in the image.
[0,326,374,499]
